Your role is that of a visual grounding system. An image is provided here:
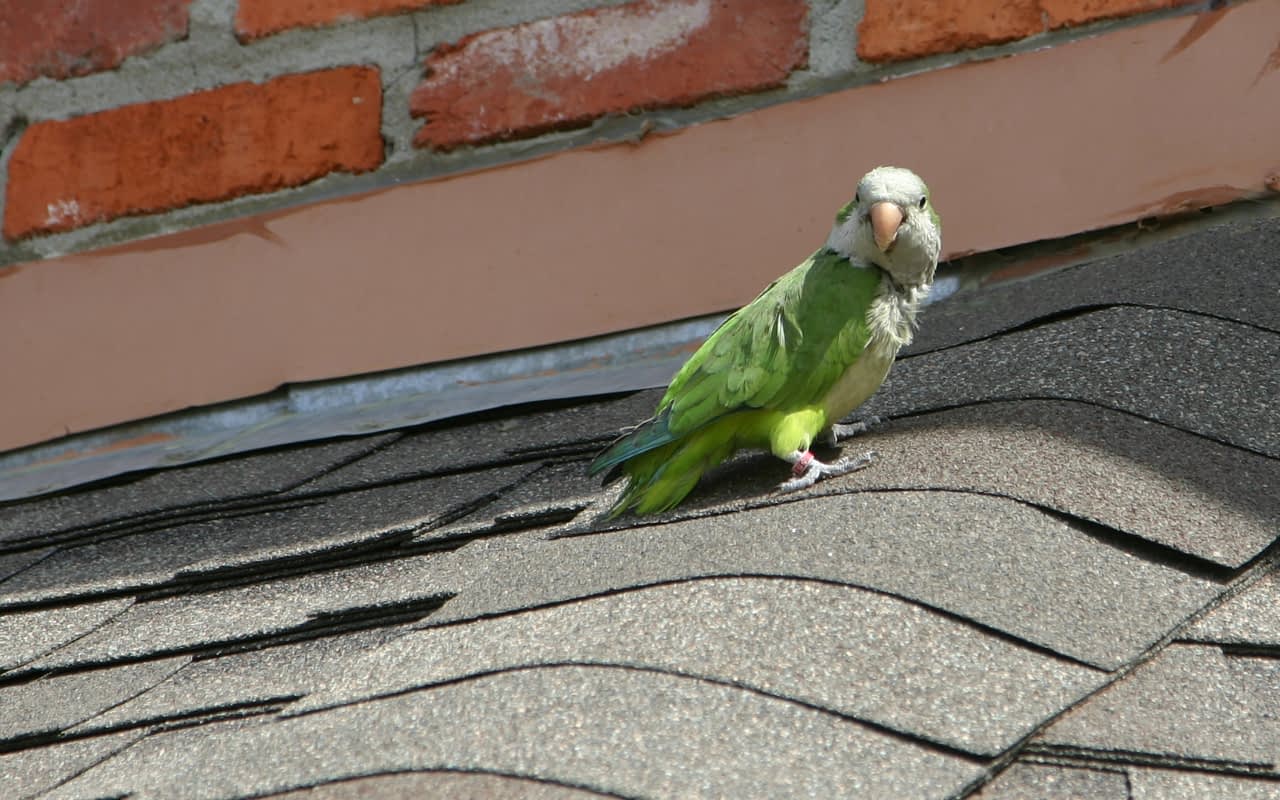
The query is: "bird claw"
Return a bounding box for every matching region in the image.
[824,417,884,448]
[777,450,877,494]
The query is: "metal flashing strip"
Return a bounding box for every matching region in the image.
[0,317,721,503]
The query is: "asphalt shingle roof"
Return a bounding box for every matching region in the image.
[1,213,1278,799]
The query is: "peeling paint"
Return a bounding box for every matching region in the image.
[1160,6,1229,63]
[93,212,292,255]
[247,219,287,248]
[1114,184,1251,220]
[1255,39,1280,84]
[984,243,1095,284]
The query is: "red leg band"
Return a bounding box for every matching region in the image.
[792,451,814,477]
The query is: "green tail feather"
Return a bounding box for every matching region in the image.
[593,415,742,518]
[588,410,678,479]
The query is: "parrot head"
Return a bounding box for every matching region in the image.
[827,166,942,290]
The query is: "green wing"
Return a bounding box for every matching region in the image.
[587,250,879,480]
[661,249,880,435]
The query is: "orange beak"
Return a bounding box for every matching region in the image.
[870,202,904,252]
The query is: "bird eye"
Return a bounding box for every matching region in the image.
[917,196,927,209]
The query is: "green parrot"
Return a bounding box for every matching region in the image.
[590,166,942,516]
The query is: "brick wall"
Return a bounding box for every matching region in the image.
[0,0,1210,261]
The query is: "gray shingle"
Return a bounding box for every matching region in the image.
[23,557,453,673]
[0,657,188,743]
[71,629,400,734]
[44,666,983,800]
[0,730,143,800]
[0,435,397,545]
[30,488,1209,676]
[831,399,1280,567]
[868,307,1279,457]
[1182,570,1280,646]
[0,548,51,584]
[1037,644,1280,768]
[262,771,613,799]
[0,464,535,608]
[425,459,604,541]
[0,598,132,672]
[474,459,605,519]
[910,215,1280,355]
[292,577,1106,755]
[972,762,1129,799]
[439,492,1217,670]
[58,486,1205,675]
[294,391,659,494]
[1128,768,1280,798]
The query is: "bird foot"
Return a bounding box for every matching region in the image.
[823,416,884,448]
[777,450,877,494]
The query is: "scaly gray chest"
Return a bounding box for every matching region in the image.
[820,278,920,424]
[822,345,896,422]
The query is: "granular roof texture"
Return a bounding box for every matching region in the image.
[1,213,1277,799]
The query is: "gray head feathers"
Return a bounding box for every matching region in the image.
[825,165,942,291]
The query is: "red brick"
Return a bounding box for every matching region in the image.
[409,0,808,150]
[3,67,384,241]
[1041,0,1197,29]
[858,0,1201,62]
[857,1,1043,63]
[0,0,191,86]
[234,0,459,42]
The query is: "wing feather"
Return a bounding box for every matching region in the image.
[659,250,880,437]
